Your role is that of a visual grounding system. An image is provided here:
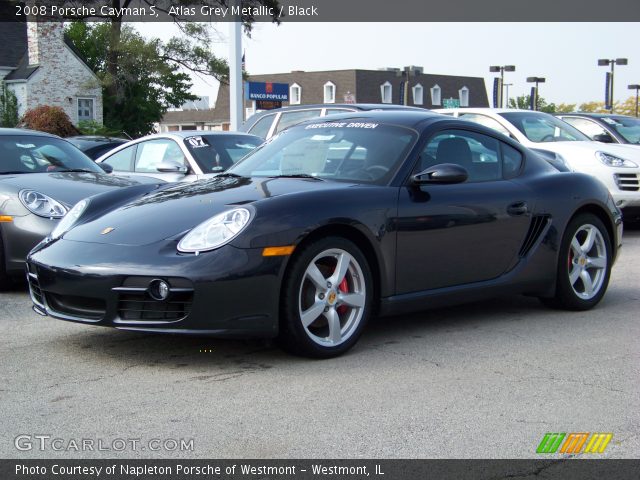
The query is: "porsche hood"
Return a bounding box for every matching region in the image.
[62,176,351,246]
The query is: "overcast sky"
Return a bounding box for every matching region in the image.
[136,22,640,108]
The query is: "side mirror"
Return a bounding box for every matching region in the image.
[593,133,614,144]
[99,162,114,174]
[411,163,468,185]
[156,160,188,174]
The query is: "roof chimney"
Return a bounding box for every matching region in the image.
[27,22,64,66]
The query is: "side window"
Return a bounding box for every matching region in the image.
[274,109,322,134]
[561,117,608,140]
[135,139,186,173]
[502,143,524,179]
[458,113,511,136]
[248,114,275,139]
[103,145,135,172]
[418,130,502,183]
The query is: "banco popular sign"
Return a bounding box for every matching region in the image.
[246,82,289,101]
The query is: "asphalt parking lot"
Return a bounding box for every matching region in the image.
[1,227,638,459]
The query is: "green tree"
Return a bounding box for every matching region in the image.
[0,82,19,128]
[64,0,278,137]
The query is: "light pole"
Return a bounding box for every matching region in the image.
[489,65,515,108]
[598,58,628,113]
[526,77,546,111]
[504,83,513,108]
[629,84,640,117]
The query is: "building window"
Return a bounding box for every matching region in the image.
[459,86,469,107]
[77,98,94,122]
[290,83,302,105]
[430,85,441,106]
[323,81,336,103]
[380,81,392,104]
[412,83,424,105]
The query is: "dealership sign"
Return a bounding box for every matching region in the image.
[246,82,289,101]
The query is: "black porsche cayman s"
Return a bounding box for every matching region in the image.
[27,111,623,357]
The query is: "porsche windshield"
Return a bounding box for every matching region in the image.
[500,112,591,143]
[0,135,102,174]
[228,121,417,184]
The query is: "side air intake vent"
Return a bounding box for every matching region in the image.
[519,215,550,257]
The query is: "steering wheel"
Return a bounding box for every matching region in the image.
[364,165,390,177]
[540,134,555,142]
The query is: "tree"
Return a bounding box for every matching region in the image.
[64,0,279,137]
[508,95,576,113]
[0,82,19,128]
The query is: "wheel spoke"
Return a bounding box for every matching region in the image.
[580,270,595,297]
[568,265,581,286]
[301,301,325,328]
[571,238,582,256]
[330,252,352,286]
[338,292,365,308]
[588,256,606,269]
[325,308,342,343]
[581,227,596,253]
[305,263,327,290]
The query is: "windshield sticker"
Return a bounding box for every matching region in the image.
[305,122,378,130]
[186,136,208,148]
[16,143,36,148]
[602,118,622,126]
[310,135,336,141]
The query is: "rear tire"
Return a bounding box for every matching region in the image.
[278,237,373,358]
[540,213,612,311]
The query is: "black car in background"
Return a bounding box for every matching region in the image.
[555,113,640,146]
[240,103,425,139]
[0,128,160,289]
[27,112,622,357]
[67,136,129,160]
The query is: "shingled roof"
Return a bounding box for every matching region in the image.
[0,22,28,68]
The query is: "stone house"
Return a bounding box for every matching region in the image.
[0,21,103,125]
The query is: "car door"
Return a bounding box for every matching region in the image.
[133,138,195,182]
[395,128,534,294]
[100,144,136,173]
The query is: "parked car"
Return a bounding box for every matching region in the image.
[240,103,425,140]
[66,136,129,160]
[95,131,263,182]
[0,128,160,289]
[27,111,621,357]
[434,108,640,220]
[554,113,640,146]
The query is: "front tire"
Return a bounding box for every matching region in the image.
[0,231,12,291]
[541,213,612,310]
[279,237,373,358]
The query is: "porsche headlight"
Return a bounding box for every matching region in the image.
[18,190,68,218]
[596,151,638,168]
[177,208,252,253]
[50,199,89,239]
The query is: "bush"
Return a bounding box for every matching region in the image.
[77,119,122,137]
[19,105,80,137]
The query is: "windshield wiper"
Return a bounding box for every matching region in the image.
[54,168,98,173]
[0,171,29,175]
[214,172,246,179]
[269,173,324,181]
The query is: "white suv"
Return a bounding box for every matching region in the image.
[435,108,640,218]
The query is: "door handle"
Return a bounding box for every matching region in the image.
[507,201,529,216]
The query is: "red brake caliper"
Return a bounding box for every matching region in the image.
[337,278,349,315]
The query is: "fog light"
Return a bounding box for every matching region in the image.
[148,279,170,301]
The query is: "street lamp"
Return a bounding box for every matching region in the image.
[598,58,628,113]
[629,84,640,117]
[489,65,515,108]
[526,77,546,111]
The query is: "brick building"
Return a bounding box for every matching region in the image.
[159,67,488,132]
[0,21,103,125]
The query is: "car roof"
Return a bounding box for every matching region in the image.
[434,108,534,115]
[162,130,260,138]
[288,110,459,129]
[0,127,60,138]
[554,112,635,119]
